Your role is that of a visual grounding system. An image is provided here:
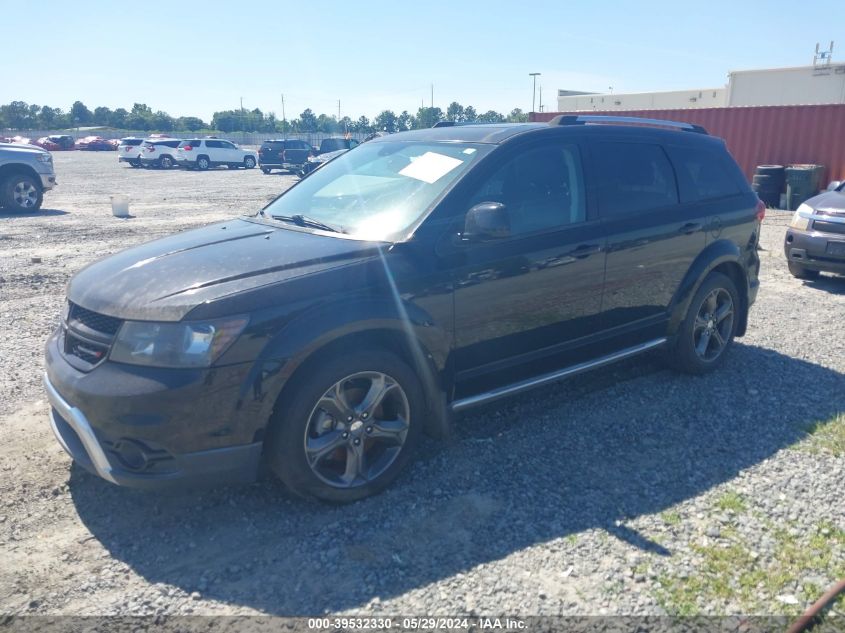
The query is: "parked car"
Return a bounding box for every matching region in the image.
[33,137,61,152]
[76,136,116,151]
[317,136,359,154]
[784,180,845,278]
[0,142,57,211]
[10,136,32,145]
[300,148,348,176]
[46,135,76,150]
[138,138,181,169]
[258,139,314,174]
[44,115,762,501]
[117,138,145,167]
[175,138,257,170]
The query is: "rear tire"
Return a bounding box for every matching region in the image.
[244,156,256,169]
[197,156,210,171]
[159,155,173,169]
[666,272,740,375]
[788,261,821,280]
[2,174,43,212]
[261,167,271,174]
[266,350,424,503]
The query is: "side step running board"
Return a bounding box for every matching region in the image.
[450,338,667,412]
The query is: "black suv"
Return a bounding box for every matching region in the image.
[258,139,314,174]
[44,116,762,502]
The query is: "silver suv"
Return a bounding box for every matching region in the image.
[0,143,57,212]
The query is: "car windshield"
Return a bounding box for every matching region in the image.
[262,140,490,241]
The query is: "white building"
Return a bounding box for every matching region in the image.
[556,63,845,111]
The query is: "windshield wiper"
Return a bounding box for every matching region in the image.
[270,214,344,233]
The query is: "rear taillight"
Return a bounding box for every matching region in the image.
[756,199,766,222]
[184,145,192,151]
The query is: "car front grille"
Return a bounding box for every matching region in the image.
[68,302,122,336]
[812,220,845,235]
[63,303,123,369]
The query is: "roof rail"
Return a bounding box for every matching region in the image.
[432,121,455,128]
[548,114,708,135]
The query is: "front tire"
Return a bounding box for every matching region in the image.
[261,167,271,174]
[788,261,820,280]
[2,174,43,212]
[159,156,173,169]
[666,272,740,375]
[266,350,424,503]
[197,156,210,171]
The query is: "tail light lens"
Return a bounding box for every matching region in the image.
[184,145,192,151]
[755,198,766,222]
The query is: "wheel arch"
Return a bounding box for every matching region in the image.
[668,239,750,338]
[0,163,42,188]
[259,323,450,442]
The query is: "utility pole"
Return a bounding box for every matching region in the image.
[539,85,543,112]
[529,73,541,113]
[240,97,244,132]
[338,99,341,121]
[281,94,286,135]
[431,83,434,109]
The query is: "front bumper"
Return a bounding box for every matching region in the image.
[44,330,264,489]
[785,228,845,274]
[37,171,57,191]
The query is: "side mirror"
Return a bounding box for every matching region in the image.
[463,202,511,241]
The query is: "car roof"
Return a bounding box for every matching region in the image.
[370,121,726,148]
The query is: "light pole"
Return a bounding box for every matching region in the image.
[529,72,541,113]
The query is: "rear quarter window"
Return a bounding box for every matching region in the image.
[665,145,743,202]
[592,142,679,217]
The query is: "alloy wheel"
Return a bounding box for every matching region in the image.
[13,180,38,209]
[303,371,410,488]
[692,288,734,361]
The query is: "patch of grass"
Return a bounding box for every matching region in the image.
[662,511,682,526]
[715,491,747,513]
[802,413,845,456]
[655,520,845,616]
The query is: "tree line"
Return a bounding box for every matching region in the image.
[0,100,530,134]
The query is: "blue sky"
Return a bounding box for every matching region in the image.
[1,0,840,122]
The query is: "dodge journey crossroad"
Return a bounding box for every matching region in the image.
[44,115,762,502]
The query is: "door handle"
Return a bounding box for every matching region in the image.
[571,244,602,258]
[678,222,703,235]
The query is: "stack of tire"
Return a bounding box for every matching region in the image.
[785,164,825,211]
[751,165,785,208]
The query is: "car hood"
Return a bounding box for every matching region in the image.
[68,218,383,321]
[805,189,845,214]
[0,142,50,156]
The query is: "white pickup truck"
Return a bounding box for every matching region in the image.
[0,142,57,211]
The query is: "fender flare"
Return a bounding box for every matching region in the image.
[243,297,451,439]
[667,239,749,337]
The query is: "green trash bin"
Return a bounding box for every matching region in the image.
[785,165,824,210]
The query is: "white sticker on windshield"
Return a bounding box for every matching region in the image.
[462,148,477,154]
[399,151,463,184]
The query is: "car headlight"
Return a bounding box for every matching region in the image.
[789,203,813,230]
[110,317,248,368]
[37,153,52,163]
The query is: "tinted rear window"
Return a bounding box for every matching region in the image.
[665,145,743,202]
[592,142,679,217]
[121,139,143,146]
[320,138,346,152]
[155,140,180,148]
[262,141,285,149]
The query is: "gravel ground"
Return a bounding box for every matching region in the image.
[0,153,843,620]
